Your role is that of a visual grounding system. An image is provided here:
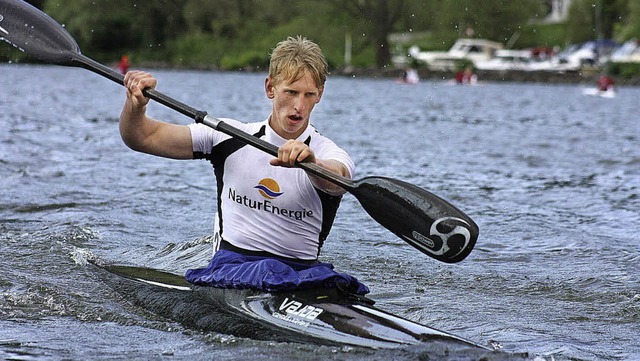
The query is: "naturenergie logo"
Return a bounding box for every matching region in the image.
[226,178,313,221]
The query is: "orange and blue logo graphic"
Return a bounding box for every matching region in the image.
[254,178,284,199]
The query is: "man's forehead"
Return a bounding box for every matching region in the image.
[278,72,321,90]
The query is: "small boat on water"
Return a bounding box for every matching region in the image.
[582,87,616,98]
[93,262,493,351]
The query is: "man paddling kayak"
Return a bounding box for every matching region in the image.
[120,36,368,295]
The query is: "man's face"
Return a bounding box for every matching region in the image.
[265,70,323,139]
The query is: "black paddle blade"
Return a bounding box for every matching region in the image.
[0,0,79,64]
[352,177,479,263]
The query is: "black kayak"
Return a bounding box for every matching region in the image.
[93,263,492,350]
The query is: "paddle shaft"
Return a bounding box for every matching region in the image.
[73,55,356,191]
[73,56,478,263]
[0,0,479,262]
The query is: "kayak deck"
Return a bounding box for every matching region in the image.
[94,263,491,350]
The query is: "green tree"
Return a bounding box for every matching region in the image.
[43,0,140,56]
[173,0,352,69]
[42,0,186,59]
[430,0,545,47]
[615,0,640,40]
[330,0,407,68]
[15,0,617,70]
[566,0,631,43]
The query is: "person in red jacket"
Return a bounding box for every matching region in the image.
[117,55,130,75]
[597,74,615,92]
[455,66,477,85]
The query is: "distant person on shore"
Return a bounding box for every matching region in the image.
[455,66,477,85]
[118,55,130,75]
[399,67,419,84]
[597,74,615,92]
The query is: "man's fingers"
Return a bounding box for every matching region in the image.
[273,140,315,167]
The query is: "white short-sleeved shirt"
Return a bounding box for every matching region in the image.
[188,118,354,260]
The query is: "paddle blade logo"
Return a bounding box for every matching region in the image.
[254,178,283,199]
[404,217,472,260]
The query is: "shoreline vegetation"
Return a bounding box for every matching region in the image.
[105,60,640,86]
[5,59,639,86]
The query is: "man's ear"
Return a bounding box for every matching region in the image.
[265,77,275,99]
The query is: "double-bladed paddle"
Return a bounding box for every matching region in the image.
[0,0,479,263]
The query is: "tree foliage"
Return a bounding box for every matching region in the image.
[617,0,640,40]
[565,0,640,43]
[330,0,408,67]
[42,0,185,55]
[5,0,639,68]
[431,0,547,46]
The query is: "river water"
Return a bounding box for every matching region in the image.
[1,64,638,360]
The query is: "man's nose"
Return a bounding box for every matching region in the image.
[293,95,306,112]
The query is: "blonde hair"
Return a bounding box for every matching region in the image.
[268,36,328,88]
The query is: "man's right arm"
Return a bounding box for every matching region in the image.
[119,71,193,160]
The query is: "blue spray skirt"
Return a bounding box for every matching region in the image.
[185,250,369,295]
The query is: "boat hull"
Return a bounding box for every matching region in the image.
[582,87,616,98]
[93,263,491,350]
